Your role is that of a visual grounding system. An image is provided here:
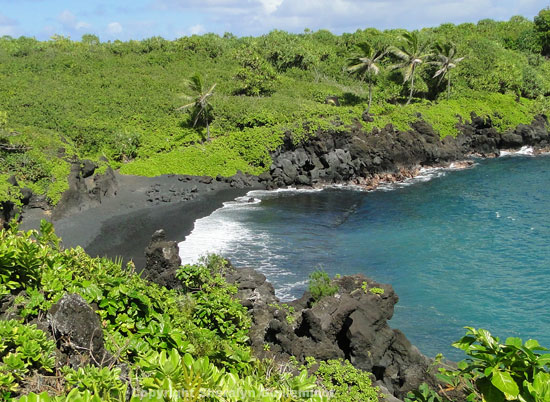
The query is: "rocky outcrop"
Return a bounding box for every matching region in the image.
[47,293,113,368]
[262,114,550,189]
[52,159,118,220]
[144,171,261,205]
[0,199,18,229]
[142,229,182,290]
[226,267,437,400]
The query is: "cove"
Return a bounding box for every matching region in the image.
[179,155,550,360]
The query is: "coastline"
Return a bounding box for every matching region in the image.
[20,171,264,269]
[17,115,550,269]
[19,147,547,269]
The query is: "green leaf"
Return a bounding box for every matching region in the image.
[505,337,523,348]
[537,354,550,367]
[491,369,519,397]
[525,339,548,351]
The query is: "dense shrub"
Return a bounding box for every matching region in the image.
[308,269,338,301]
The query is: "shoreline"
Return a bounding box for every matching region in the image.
[19,147,549,269]
[20,172,264,269]
[18,115,550,269]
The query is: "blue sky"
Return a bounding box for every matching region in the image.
[0,0,548,41]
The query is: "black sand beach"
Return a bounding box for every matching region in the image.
[21,172,262,268]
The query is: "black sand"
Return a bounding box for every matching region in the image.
[21,172,261,268]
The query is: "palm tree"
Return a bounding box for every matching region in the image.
[389,32,432,105]
[177,74,216,141]
[432,42,464,100]
[346,42,386,114]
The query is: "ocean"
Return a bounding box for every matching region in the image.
[179,151,550,360]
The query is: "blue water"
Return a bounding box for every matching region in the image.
[180,155,550,360]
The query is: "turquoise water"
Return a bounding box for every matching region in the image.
[180,155,550,360]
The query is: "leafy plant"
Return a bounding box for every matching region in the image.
[234,47,278,96]
[431,42,465,100]
[308,269,338,302]
[369,287,384,295]
[404,383,442,402]
[62,365,127,401]
[313,359,379,401]
[0,320,56,397]
[346,42,387,113]
[389,31,433,104]
[443,327,550,401]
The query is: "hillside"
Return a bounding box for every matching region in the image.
[1,12,550,208]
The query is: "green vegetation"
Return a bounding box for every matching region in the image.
[2,12,550,207]
[369,287,385,295]
[176,74,216,142]
[346,42,386,113]
[0,320,56,398]
[0,222,384,401]
[389,31,433,105]
[313,359,380,401]
[1,222,550,402]
[405,327,550,402]
[432,42,465,100]
[308,269,338,301]
[405,383,442,402]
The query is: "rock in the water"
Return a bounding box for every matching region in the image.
[143,229,182,290]
[47,293,112,368]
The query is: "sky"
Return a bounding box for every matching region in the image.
[0,0,548,41]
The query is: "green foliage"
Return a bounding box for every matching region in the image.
[0,320,56,398]
[62,365,127,401]
[136,349,223,399]
[365,93,536,138]
[176,255,250,346]
[0,224,48,291]
[389,31,433,104]
[308,269,338,302]
[369,287,385,295]
[135,349,324,401]
[1,20,549,190]
[535,8,550,56]
[308,358,379,401]
[0,174,22,204]
[404,383,442,402]
[437,327,550,402]
[177,73,216,142]
[0,126,74,205]
[16,389,103,402]
[0,223,251,371]
[233,47,278,96]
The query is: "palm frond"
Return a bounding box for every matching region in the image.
[187,73,203,93]
[176,101,196,111]
[403,64,414,83]
[356,42,373,57]
[388,46,410,61]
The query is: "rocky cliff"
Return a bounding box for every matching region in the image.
[262,114,549,189]
[225,267,438,400]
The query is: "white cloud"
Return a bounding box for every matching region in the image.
[107,22,123,35]
[58,10,92,32]
[259,0,284,14]
[0,13,19,36]
[154,0,538,36]
[189,24,205,35]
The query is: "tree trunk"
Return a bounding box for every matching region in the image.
[206,119,210,142]
[447,72,451,101]
[406,67,415,105]
[367,80,373,114]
